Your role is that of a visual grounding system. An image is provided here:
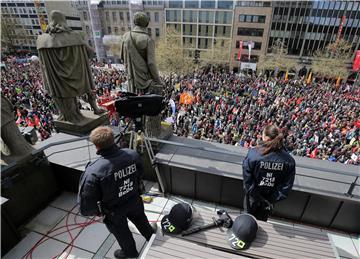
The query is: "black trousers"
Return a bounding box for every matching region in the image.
[104,195,154,257]
[243,194,272,222]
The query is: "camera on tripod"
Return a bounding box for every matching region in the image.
[114,93,165,132]
[115,93,165,118]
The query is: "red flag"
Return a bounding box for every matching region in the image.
[237,41,243,60]
[352,50,360,71]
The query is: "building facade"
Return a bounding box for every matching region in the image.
[269,1,360,62]
[1,0,83,53]
[231,1,272,71]
[2,0,359,70]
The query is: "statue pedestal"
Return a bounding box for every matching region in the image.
[54,110,109,135]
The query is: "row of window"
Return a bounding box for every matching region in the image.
[106,26,160,37]
[103,0,129,5]
[2,7,37,15]
[183,37,229,49]
[105,11,130,22]
[236,1,271,7]
[237,27,264,37]
[166,10,233,24]
[239,14,266,23]
[169,0,233,9]
[146,12,160,22]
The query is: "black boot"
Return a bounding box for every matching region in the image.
[114,249,139,259]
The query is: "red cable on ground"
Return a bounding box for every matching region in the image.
[24,204,99,259]
[24,204,160,259]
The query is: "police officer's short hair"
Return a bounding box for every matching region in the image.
[90,126,114,150]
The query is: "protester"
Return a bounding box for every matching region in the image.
[1,55,358,164]
[162,67,359,165]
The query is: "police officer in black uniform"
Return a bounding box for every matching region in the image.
[243,124,296,221]
[78,126,155,258]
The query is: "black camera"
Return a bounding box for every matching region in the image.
[114,94,165,118]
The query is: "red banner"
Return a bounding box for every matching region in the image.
[237,41,243,61]
[352,50,360,71]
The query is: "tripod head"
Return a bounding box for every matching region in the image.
[215,210,233,228]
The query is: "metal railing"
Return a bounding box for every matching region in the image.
[147,138,360,197]
[3,134,359,197]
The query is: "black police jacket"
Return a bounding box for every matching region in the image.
[78,144,143,216]
[242,147,296,204]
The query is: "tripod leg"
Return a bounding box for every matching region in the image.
[144,133,166,194]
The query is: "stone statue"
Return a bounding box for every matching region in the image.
[1,94,34,161]
[37,10,105,123]
[121,12,163,137]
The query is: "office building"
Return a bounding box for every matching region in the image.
[1,0,83,52]
[268,1,360,62]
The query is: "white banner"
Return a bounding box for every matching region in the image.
[241,62,257,71]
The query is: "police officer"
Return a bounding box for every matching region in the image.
[78,126,155,258]
[242,124,296,221]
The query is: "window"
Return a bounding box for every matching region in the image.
[169,0,182,8]
[106,12,109,21]
[119,12,124,21]
[155,28,160,37]
[126,12,130,21]
[199,11,214,23]
[237,27,264,37]
[146,12,151,21]
[154,12,159,22]
[108,26,111,34]
[253,42,262,50]
[215,11,232,24]
[147,28,152,36]
[201,0,215,8]
[86,25,90,33]
[83,11,88,20]
[114,27,118,34]
[166,10,180,22]
[185,0,198,8]
[218,1,233,9]
[239,14,266,23]
[183,10,196,22]
[112,12,117,22]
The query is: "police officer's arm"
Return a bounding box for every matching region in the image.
[269,162,296,203]
[78,172,101,216]
[242,150,262,200]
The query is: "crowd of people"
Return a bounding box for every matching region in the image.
[1,55,359,165]
[162,67,360,165]
[1,55,57,141]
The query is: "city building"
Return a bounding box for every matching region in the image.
[231,1,272,71]
[86,0,165,61]
[1,0,83,53]
[164,0,234,63]
[268,1,360,63]
[2,0,359,70]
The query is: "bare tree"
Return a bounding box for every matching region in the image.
[1,17,20,53]
[155,26,197,75]
[199,38,231,67]
[257,39,299,74]
[312,39,352,79]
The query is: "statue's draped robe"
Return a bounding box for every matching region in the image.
[37,32,95,98]
[121,26,162,93]
[120,26,163,138]
[1,95,33,158]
